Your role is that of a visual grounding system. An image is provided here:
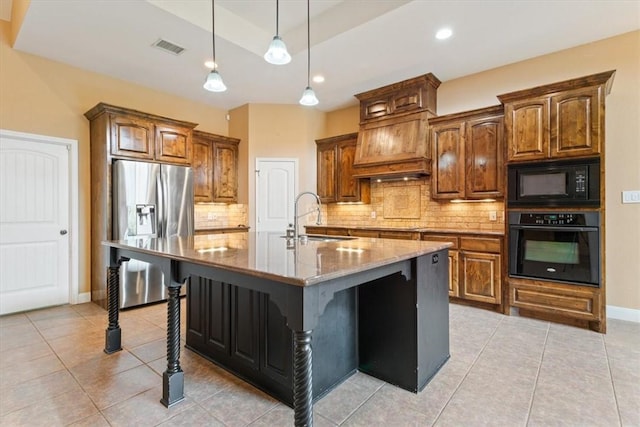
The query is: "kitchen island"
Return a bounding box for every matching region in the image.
[103,232,451,426]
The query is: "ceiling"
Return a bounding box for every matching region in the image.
[6,0,640,112]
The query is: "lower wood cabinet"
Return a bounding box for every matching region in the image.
[509,276,601,323]
[186,276,357,405]
[422,233,504,309]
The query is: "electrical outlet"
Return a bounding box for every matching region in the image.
[622,190,640,204]
[370,211,377,219]
[489,211,497,221]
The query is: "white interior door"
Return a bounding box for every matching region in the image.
[255,158,297,232]
[0,136,70,314]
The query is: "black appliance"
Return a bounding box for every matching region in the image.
[509,211,600,286]
[508,158,600,207]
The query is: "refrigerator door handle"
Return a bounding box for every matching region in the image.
[157,167,165,237]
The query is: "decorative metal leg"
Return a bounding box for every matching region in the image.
[293,330,313,427]
[160,285,184,407]
[104,264,123,354]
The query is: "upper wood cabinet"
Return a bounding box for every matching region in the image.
[192,130,240,203]
[85,103,196,165]
[498,70,615,163]
[316,133,370,203]
[430,105,504,200]
[355,74,440,123]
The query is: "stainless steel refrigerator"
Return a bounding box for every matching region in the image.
[113,160,193,309]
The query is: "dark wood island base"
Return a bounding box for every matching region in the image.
[102,233,451,426]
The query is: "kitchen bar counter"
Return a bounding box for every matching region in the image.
[102,232,451,426]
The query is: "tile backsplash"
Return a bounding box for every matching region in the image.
[195,203,248,229]
[325,178,505,232]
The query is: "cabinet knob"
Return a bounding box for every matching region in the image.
[60,229,68,235]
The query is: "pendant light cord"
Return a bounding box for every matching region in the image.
[211,0,216,70]
[306,0,310,87]
[276,0,280,36]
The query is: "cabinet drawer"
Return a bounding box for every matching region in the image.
[460,236,501,253]
[421,234,459,249]
[510,281,600,320]
[379,231,419,240]
[349,229,380,238]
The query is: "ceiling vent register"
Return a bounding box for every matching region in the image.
[152,39,186,56]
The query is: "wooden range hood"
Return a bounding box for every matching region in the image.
[352,73,441,179]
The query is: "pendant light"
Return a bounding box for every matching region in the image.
[299,0,318,106]
[264,0,291,65]
[203,0,227,92]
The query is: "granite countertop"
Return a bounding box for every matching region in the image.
[104,232,451,287]
[306,225,505,237]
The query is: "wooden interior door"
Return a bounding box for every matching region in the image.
[0,134,70,314]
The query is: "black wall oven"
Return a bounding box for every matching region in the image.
[509,211,600,286]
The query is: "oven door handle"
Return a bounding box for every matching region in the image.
[509,225,598,232]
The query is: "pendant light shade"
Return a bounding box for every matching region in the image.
[264,0,291,65]
[203,0,226,92]
[264,36,291,65]
[299,86,319,106]
[203,70,227,92]
[299,0,318,106]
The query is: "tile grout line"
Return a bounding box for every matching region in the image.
[603,335,624,427]
[429,314,506,426]
[523,321,550,427]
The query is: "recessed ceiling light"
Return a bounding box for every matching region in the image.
[204,60,216,69]
[312,75,325,83]
[435,28,453,40]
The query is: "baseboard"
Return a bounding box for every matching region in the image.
[76,292,91,304]
[606,305,640,323]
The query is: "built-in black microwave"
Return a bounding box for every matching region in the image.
[507,158,600,207]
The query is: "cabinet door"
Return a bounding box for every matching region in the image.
[192,137,213,202]
[155,124,192,165]
[110,114,154,159]
[260,295,292,387]
[431,122,465,199]
[550,86,602,158]
[186,277,207,351]
[204,279,231,358]
[505,97,549,162]
[336,140,360,202]
[465,115,504,198]
[230,286,260,369]
[448,250,459,297]
[317,143,337,202]
[361,97,390,121]
[460,251,501,304]
[213,142,238,203]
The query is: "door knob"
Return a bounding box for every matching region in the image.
[60,230,68,235]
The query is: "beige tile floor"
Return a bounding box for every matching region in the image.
[0,300,638,426]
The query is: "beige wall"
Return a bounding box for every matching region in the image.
[229,104,325,229]
[325,31,640,311]
[324,105,359,136]
[0,20,229,295]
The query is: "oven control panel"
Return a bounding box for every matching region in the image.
[518,213,585,226]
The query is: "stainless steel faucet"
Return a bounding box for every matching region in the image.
[293,191,322,239]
